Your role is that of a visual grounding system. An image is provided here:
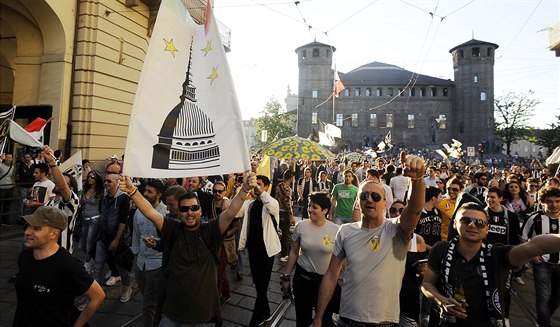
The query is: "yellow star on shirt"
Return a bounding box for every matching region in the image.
[201,40,212,56]
[207,66,218,85]
[163,38,178,57]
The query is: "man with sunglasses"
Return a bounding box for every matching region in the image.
[121,173,257,327]
[93,172,133,301]
[422,202,560,327]
[437,178,463,241]
[311,152,426,327]
[466,172,488,204]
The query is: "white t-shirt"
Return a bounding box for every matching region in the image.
[32,180,55,204]
[334,219,410,323]
[389,175,409,200]
[293,219,340,275]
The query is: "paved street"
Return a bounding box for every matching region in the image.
[1,219,558,327]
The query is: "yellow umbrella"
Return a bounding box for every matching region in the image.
[258,136,336,160]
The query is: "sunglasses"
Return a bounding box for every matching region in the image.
[179,204,201,213]
[447,187,460,192]
[389,207,404,214]
[88,175,95,179]
[530,185,539,188]
[104,180,112,184]
[436,181,443,184]
[359,191,382,202]
[213,189,225,194]
[459,217,487,228]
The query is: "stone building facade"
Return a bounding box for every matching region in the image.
[295,40,499,152]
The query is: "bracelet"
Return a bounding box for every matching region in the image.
[129,187,138,197]
[241,187,251,193]
[410,176,424,181]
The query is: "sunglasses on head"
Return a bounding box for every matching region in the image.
[359,191,382,202]
[179,204,201,213]
[389,207,404,214]
[459,217,487,228]
[213,189,225,194]
[447,187,460,192]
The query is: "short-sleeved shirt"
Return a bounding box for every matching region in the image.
[415,208,442,246]
[47,191,80,252]
[428,241,513,327]
[14,247,93,326]
[334,219,410,323]
[485,208,520,245]
[293,219,340,274]
[161,218,222,324]
[521,211,559,263]
[32,180,55,204]
[331,183,359,220]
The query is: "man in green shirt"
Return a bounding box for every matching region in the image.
[330,169,359,224]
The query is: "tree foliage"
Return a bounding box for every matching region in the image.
[530,115,560,156]
[253,98,295,145]
[494,91,539,156]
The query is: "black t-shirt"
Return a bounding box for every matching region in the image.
[247,199,265,253]
[428,241,513,327]
[161,218,222,324]
[486,208,520,245]
[415,208,442,246]
[14,247,93,327]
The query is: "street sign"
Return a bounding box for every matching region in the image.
[467,146,475,157]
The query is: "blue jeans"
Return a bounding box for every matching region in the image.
[159,315,215,327]
[533,262,560,327]
[80,216,101,262]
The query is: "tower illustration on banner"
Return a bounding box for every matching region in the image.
[152,38,220,170]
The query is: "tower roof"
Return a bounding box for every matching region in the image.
[340,62,454,86]
[295,41,336,53]
[449,39,499,53]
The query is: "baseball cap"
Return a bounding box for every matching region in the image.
[23,206,67,230]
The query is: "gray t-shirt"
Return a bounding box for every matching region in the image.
[334,219,410,323]
[293,220,340,275]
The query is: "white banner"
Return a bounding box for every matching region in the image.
[124,1,250,178]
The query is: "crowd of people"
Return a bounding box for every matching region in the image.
[1,145,560,327]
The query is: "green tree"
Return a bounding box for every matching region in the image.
[530,115,560,156]
[253,98,295,145]
[494,91,539,156]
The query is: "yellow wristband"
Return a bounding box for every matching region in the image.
[129,187,138,197]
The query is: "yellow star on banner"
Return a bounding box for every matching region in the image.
[201,40,212,56]
[207,66,218,85]
[163,38,178,57]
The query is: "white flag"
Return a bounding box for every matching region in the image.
[124,1,250,178]
[60,151,84,197]
[9,120,43,148]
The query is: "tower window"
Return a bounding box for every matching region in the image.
[388,88,394,96]
[386,114,394,128]
[327,49,331,58]
[370,114,377,127]
[365,88,371,96]
[420,88,426,97]
[487,47,492,57]
[355,88,361,97]
[472,47,480,57]
[410,88,415,97]
[431,87,437,96]
[312,48,319,57]
[344,115,352,127]
[408,114,415,128]
[458,50,464,58]
[376,88,383,96]
[480,91,487,101]
[474,74,478,83]
[312,112,318,124]
[399,88,405,96]
[344,89,350,97]
[352,114,358,127]
[336,114,343,126]
[302,50,306,59]
[442,88,448,97]
[312,90,318,98]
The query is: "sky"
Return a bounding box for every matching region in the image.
[214,0,559,129]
